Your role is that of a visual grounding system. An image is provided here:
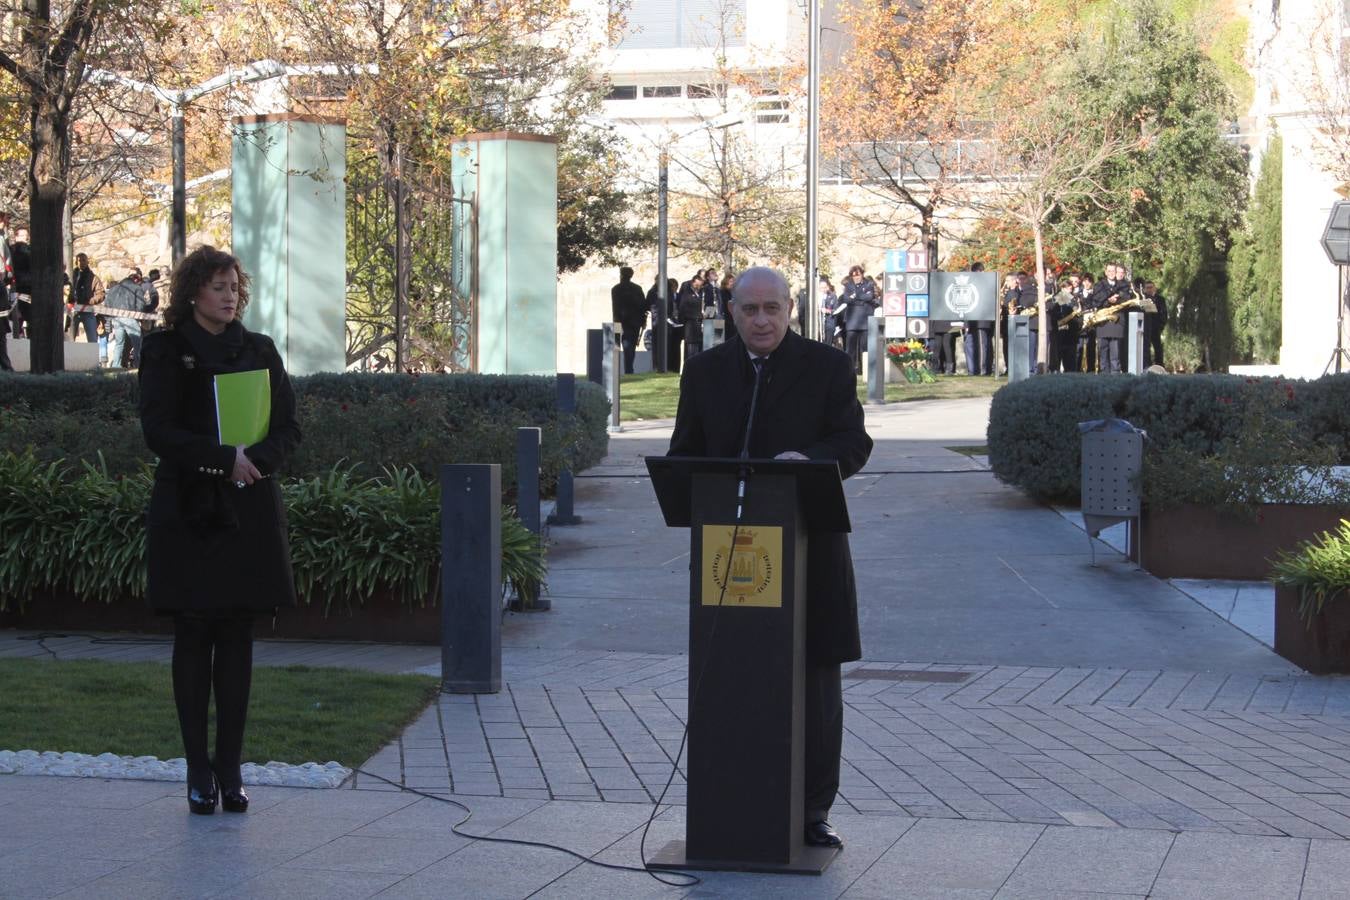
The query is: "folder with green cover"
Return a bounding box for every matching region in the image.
[214,369,271,446]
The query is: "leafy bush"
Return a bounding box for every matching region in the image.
[0,371,610,494]
[988,373,1350,504]
[0,451,545,612]
[1271,520,1350,624]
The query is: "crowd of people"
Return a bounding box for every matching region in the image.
[988,263,1168,375]
[609,258,1170,380]
[0,212,164,372]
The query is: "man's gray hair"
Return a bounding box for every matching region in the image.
[731,267,791,304]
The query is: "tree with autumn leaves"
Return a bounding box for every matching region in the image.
[825,0,1249,371]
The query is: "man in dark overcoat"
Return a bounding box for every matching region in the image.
[667,266,873,849]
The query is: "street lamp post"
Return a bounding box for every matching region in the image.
[656,150,669,373]
[89,61,375,266]
[805,0,821,341]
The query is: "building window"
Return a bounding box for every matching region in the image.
[688,83,727,99]
[618,0,747,50]
[605,85,638,101]
[755,98,790,124]
[642,85,683,98]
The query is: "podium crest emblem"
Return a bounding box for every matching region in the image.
[702,526,783,608]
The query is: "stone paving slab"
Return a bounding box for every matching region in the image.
[343,650,1350,844]
[5,775,1346,899]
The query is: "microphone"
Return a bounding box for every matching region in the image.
[739,357,765,460]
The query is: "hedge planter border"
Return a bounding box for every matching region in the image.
[1274,585,1350,674]
[1128,504,1349,581]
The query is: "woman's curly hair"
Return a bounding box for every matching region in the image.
[164,245,251,328]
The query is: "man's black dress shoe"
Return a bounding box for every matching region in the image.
[805,820,843,848]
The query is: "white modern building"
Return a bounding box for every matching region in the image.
[1247,0,1350,377]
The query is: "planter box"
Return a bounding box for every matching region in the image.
[1275,585,1350,674]
[1128,504,1347,580]
[0,589,445,644]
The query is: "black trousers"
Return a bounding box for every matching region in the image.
[1056,331,1081,372]
[845,330,866,375]
[1145,329,1164,368]
[621,329,639,374]
[1097,336,1122,373]
[0,319,10,371]
[805,661,843,822]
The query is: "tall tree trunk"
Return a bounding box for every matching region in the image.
[27,94,68,373]
[1032,219,1048,372]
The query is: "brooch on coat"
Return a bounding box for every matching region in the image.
[181,354,196,369]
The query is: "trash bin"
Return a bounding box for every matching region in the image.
[1079,418,1146,562]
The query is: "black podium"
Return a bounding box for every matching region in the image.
[646,457,849,875]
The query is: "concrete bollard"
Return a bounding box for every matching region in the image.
[440,464,502,694]
[604,323,622,433]
[547,373,581,526]
[586,329,603,386]
[1009,315,1030,383]
[516,427,542,535]
[1126,311,1145,374]
[866,316,886,404]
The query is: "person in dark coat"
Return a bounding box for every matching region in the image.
[676,273,707,361]
[139,245,301,816]
[668,266,873,849]
[1142,281,1167,368]
[610,266,648,374]
[838,264,879,375]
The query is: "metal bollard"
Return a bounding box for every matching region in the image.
[604,322,622,433]
[516,427,541,535]
[586,328,604,386]
[547,373,581,526]
[866,316,886,404]
[1126,311,1145,374]
[440,464,502,694]
[1009,315,1030,383]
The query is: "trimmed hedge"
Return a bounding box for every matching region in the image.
[0,452,545,612]
[988,373,1350,504]
[0,371,609,493]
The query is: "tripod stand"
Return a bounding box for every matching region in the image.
[1325,265,1350,375]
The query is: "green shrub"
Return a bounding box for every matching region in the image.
[0,371,609,493]
[988,373,1350,504]
[0,451,545,612]
[1271,519,1350,624]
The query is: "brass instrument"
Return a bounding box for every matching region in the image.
[1081,291,1157,330]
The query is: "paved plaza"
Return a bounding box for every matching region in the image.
[5,397,1350,898]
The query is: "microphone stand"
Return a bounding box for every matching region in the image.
[736,360,764,522]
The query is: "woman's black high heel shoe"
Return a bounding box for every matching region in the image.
[187,769,218,815]
[213,764,249,813]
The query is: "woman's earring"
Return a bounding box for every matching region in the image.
[190,300,196,305]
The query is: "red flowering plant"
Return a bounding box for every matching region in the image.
[885,339,937,383]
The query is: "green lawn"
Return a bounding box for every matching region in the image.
[0,658,438,766]
[620,371,1003,421]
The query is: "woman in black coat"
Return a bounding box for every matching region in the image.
[838,265,879,375]
[139,245,301,815]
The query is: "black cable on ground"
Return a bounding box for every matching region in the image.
[351,767,699,888]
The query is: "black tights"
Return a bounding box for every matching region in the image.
[172,614,254,791]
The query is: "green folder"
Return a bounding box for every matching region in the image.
[214,369,271,446]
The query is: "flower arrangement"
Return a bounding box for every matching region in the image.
[885,339,936,383]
